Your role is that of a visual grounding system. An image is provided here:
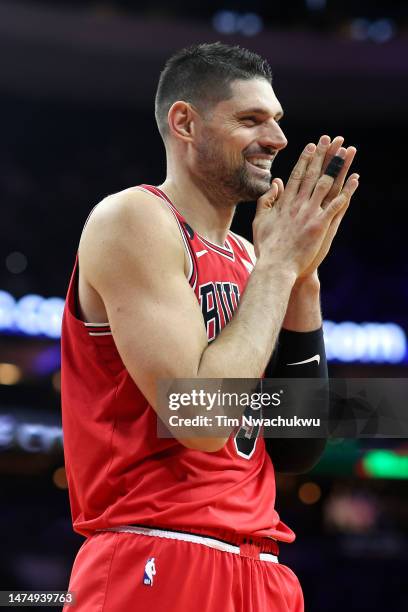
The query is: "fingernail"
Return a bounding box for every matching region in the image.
[335,147,347,158]
[306,143,315,153]
[319,135,330,146]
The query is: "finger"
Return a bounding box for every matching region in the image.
[322,176,359,221]
[322,136,344,170]
[307,173,337,213]
[305,146,346,212]
[297,135,332,200]
[327,191,352,232]
[324,148,347,178]
[284,142,316,198]
[255,181,279,214]
[324,144,356,179]
[271,177,284,201]
[321,173,359,210]
[324,146,357,203]
[319,198,352,255]
[312,207,349,269]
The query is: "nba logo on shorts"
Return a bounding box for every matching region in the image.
[143,557,156,586]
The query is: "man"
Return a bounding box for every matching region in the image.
[61,42,359,611]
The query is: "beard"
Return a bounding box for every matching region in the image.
[194,134,272,204]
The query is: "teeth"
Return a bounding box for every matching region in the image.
[247,158,272,169]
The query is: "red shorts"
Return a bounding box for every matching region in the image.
[64,526,304,612]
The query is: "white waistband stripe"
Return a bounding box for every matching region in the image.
[83,322,110,327]
[89,332,112,336]
[97,525,278,563]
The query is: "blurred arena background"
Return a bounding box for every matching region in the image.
[0,0,407,609]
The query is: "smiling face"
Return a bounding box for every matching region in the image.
[193,78,287,202]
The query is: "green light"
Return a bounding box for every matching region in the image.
[363,450,408,479]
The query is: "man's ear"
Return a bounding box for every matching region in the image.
[167,101,197,143]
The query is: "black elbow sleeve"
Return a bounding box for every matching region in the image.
[267,327,328,379]
[264,327,328,474]
[264,437,327,474]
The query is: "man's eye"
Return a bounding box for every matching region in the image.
[241,117,257,125]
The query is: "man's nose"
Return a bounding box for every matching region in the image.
[259,123,288,151]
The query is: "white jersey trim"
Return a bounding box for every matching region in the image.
[197,235,235,262]
[228,231,257,265]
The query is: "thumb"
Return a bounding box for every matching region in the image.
[272,177,284,199]
[255,182,279,215]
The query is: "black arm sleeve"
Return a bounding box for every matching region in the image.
[264,327,328,474]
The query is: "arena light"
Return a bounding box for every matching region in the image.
[0,290,15,328]
[0,414,63,453]
[53,466,68,489]
[1,289,407,364]
[212,10,237,34]
[5,251,28,274]
[237,13,263,37]
[52,370,61,393]
[367,19,396,43]
[349,18,371,41]
[323,321,407,364]
[305,0,326,10]
[362,450,408,480]
[298,481,322,504]
[0,363,22,385]
[213,10,263,36]
[349,18,396,43]
[0,290,64,339]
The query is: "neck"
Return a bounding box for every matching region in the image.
[158,162,237,247]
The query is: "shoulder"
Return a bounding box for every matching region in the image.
[80,186,178,243]
[229,230,256,264]
[78,187,185,283]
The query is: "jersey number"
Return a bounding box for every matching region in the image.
[233,404,261,460]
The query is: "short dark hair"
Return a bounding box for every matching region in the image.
[155,42,273,140]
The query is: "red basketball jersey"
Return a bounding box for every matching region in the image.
[61,184,295,543]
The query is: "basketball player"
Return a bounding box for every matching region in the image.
[61,43,359,611]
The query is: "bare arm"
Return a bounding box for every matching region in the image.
[238,235,322,332]
[79,191,296,451]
